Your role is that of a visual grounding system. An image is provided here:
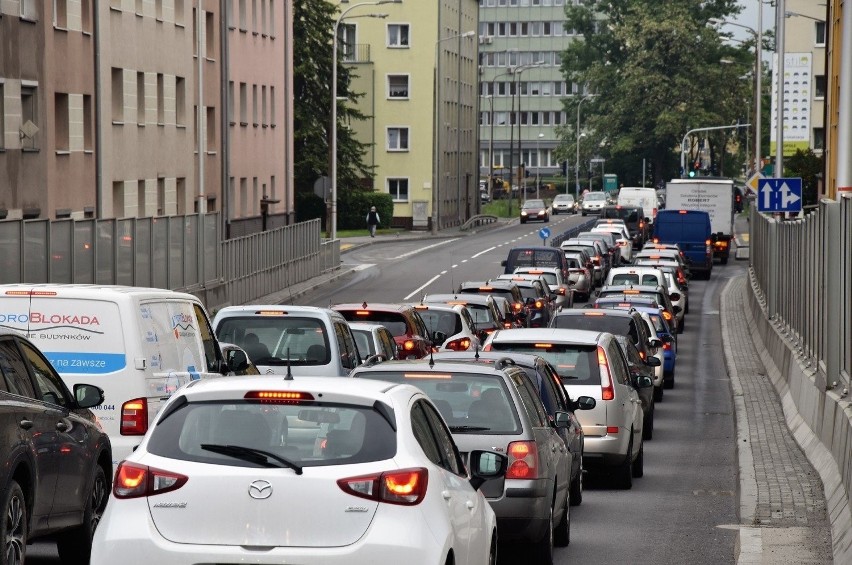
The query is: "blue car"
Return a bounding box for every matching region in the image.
[632,305,677,389]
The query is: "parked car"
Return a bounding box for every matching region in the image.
[580,191,608,215]
[332,303,433,359]
[483,328,650,489]
[348,322,399,362]
[351,359,573,561]
[430,351,596,506]
[214,305,362,375]
[0,329,112,564]
[520,199,550,223]
[92,376,507,565]
[551,193,577,215]
[412,303,481,352]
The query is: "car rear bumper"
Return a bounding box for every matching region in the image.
[490,481,552,542]
[582,433,630,468]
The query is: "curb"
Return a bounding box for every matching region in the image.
[340,219,518,254]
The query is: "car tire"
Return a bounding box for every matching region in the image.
[532,503,555,565]
[632,441,644,478]
[679,318,685,333]
[643,406,654,440]
[56,465,109,565]
[653,384,664,402]
[581,211,587,216]
[615,437,633,490]
[569,454,583,506]
[488,534,498,565]
[664,368,675,389]
[721,256,729,265]
[2,480,27,565]
[554,491,570,547]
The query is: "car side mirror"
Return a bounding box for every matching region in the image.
[500,260,507,267]
[432,331,447,344]
[634,375,654,389]
[661,334,674,344]
[645,356,662,367]
[648,337,662,349]
[468,450,508,491]
[553,411,572,429]
[74,384,105,409]
[574,395,596,410]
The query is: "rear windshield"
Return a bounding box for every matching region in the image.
[552,314,631,336]
[505,248,564,273]
[603,208,640,222]
[460,287,516,301]
[216,316,331,366]
[418,310,462,336]
[610,273,661,286]
[355,371,520,434]
[517,271,557,286]
[565,258,582,269]
[339,311,408,337]
[147,400,396,467]
[352,329,376,358]
[489,343,599,384]
[466,305,498,326]
[518,286,539,300]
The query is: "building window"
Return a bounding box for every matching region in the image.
[176,76,186,125]
[83,94,93,150]
[81,0,92,31]
[261,85,267,125]
[21,86,39,150]
[157,177,166,215]
[239,0,246,29]
[270,86,276,126]
[814,75,826,99]
[387,127,409,151]
[156,0,163,20]
[175,0,184,25]
[228,81,235,123]
[261,0,267,34]
[388,23,409,47]
[239,82,247,124]
[388,178,409,201]
[206,106,215,146]
[113,182,126,217]
[55,93,69,151]
[157,73,165,123]
[813,127,825,150]
[252,84,258,126]
[111,68,123,122]
[339,23,356,61]
[205,11,215,58]
[388,75,409,98]
[53,0,68,28]
[269,0,275,37]
[137,72,146,124]
[20,0,38,20]
[815,21,826,46]
[138,180,147,216]
[0,83,5,150]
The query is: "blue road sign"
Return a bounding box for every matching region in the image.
[757,178,803,213]
[539,227,551,242]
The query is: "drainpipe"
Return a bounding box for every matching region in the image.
[93,0,102,217]
[837,0,852,191]
[197,0,206,213]
[220,0,230,237]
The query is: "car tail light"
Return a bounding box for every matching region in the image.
[662,310,673,322]
[606,426,619,434]
[113,461,188,499]
[663,341,672,351]
[638,350,646,361]
[121,398,148,436]
[483,343,493,351]
[245,391,315,404]
[445,337,472,351]
[338,468,428,506]
[652,237,659,244]
[593,257,601,265]
[639,221,644,229]
[598,346,614,401]
[715,240,728,248]
[513,302,523,312]
[506,441,539,479]
[557,288,566,295]
[534,300,543,309]
[403,340,416,351]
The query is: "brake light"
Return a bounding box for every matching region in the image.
[403,340,416,351]
[598,346,614,401]
[715,241,728,248]
[662,310,673,322]
[479,286,494,291]
[244,391,315,403]
[534,300,543,309]
[121,398,148,436]
[652,237,659,243]
[444,337,472,351]
[355,310,371,316]
[663,341,672,351]
[483,343,493,351]
[639,350,646,361]
[256,310,286,316]
[606,426,619,434]
[513,302,523,312]
[5,290,58,296]
[557,288,566,295]
[583,311,605,316]
[113,461,188,499]
[338,468,428,506]
[705,239,712,246]
[506,441,539,479]
[639,221,644,229]
[679,210,688,214]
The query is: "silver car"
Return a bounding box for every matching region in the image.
[551,194,577,215]
[351,359,573,561]
[580,191,608,215]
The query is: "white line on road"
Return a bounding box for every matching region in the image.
[392,238,459,260]
[461,259,468,263]
[351,264,374,272]
[451,264,458,269]
[404,274,443,300]
[471,246,496,259]
[440,270,448,275]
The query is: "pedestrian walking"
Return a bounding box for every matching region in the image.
[366,206,380,237]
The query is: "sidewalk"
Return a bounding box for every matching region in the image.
[721,276,833,563]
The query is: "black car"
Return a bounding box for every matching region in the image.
[613,335,660,440]
[0,329,111,564]
[600,205,650,248]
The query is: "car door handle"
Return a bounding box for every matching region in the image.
[56,421,69,432]
[19,419,33,430]
[466,500,475,510]
[442,490,452,501]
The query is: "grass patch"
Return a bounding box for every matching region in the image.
[482,200,522,218]
[324,228,405,238]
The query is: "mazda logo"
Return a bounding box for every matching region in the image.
[248,480,273,500]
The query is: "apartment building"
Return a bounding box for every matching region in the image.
[339,0,480,229]
[1,0,294,226]
[478,0,575,194]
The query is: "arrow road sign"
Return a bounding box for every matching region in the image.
[539,227,551,243]
[757,178,803,213]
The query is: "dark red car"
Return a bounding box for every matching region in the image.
[331,302,433,359]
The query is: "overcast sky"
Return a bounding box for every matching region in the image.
[731,0,776,43]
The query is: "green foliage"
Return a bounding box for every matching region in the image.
[292,0,374,195]
[784,149,823,207]
[337,192,394,230]
[561,0,748,184]
[295,192,326,224]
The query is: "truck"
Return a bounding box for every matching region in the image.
[664,178,735,264]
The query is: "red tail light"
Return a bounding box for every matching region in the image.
[652,237,659,243]
[638,350,646,361]
[121,398,148,436]
[534,300,543,309]
[513,302,523,312]
[557,287,566,295]
[403,340,415,351]
[113,461,188,499]
[662,310,673,322]
[639,221,644,228]
[506,441,539,479]
[593,257,601,265]
[483,343,493,351]
[598,346,614,401]
[606,426,619,434]
[444,337,472,351]
[663,341,672,351]
[338,468,428,506]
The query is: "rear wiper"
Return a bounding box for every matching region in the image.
[450,425,491,432]
[561,376,579,380]
[200,444,303,475]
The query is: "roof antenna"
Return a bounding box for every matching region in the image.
[428,348,435,369]
[284,347,294,380]
[474,343,481,360]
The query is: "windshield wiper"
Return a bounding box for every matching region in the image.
[450,425,491,432]
[200,444,303,475]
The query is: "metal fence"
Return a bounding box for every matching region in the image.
[0,214,340,311]
[749,195,852,385]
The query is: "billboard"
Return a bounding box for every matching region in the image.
[769,52,813,157]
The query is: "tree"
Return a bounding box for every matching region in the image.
[292,0,374,196]
[560,0,749,184]
[784,149,823,207]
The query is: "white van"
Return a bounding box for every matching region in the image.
[0,284,233,466]
[617,187,659,223]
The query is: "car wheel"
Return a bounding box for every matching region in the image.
[632,441,644,478]
[664,368,675,389]
[553,490,570,547]
[615,437,633,490]
[56,465,109,565]
[581,211,587,216]
[532,503,555,565]
[653,384,664,402]
[643,407,654,440]
[569,454,583,506]
[488,534,498,565]
[552,210,558,216]
[2,480,27,565]
[721,256,729,265]
[679,318,685,333]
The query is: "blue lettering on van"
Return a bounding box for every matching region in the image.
[0,313,30,325]
[45,353,126,374]
[144,330,158,343]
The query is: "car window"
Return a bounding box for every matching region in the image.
[618,337,643,367]
[489,342,600,384]
[380,329,397,359]
[217,315,332,366]
[510,372,546,427]
[607,341,631,385]
[193,303,222,373]
[419,310,462,337]
[411,401,444,466]
[335,322,359,370]
[352,329,375,359]
[20,341,70,407]
[542,361,571,406]
[0,340,35,398]
[421,401,466,476]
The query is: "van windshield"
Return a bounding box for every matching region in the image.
[216,317,331,366]
[505,248,564,273]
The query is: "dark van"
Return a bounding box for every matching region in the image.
[502,246,571,281]
[600,205,649,247]
[652,210,713,279]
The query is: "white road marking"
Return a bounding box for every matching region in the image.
[461,259,468,263]
[392,238,460,260]
[404,274,443,300]
[471,246,496,259]
[351,264,374,272]
[441,270,448,275]
[451,264,458,269]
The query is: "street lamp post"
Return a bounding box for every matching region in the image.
[575,95,594,200]
[432,30,475,235]
[680,124,750,177]
[536,132,544,199]
[331,0,400,242]
[508,61,543,215]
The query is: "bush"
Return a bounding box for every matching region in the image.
[338,191,393,230]
[295,192,326,225]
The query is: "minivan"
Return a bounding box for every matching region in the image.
[617,187,659,225]
[502,246,572,283]
[652,210,713,279]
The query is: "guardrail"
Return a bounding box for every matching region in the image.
[550,219,598,248]
[460,215,499,231]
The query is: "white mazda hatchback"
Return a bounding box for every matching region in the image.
[92,376,507,565]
